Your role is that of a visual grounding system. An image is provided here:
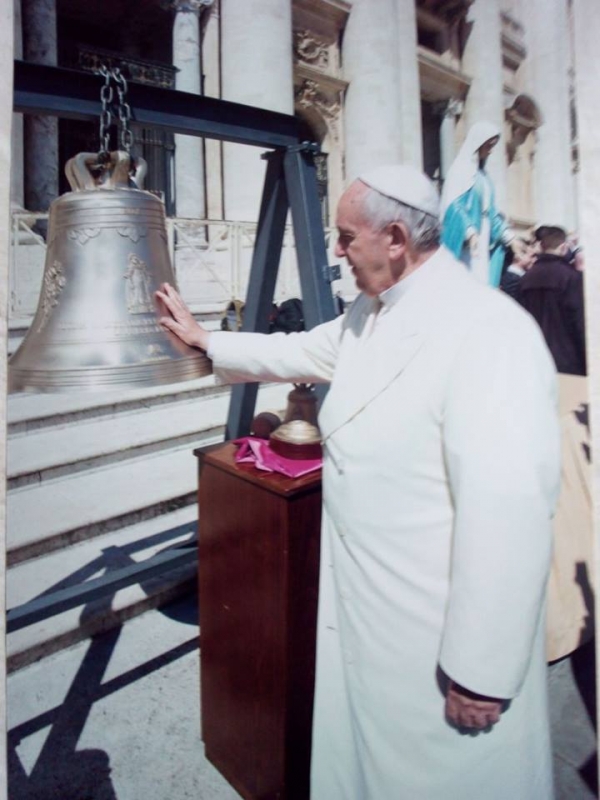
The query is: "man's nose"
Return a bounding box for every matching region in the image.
[334,239,344,258]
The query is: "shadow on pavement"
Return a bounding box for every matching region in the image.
[8,594,199,799]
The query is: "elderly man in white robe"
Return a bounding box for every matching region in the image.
[156,164,560,800]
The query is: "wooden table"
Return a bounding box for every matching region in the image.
[195,442,322,800]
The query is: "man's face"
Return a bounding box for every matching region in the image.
[515,241,536,270]
[334,182,399,297]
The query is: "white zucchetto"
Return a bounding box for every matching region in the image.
[358,164,440,218]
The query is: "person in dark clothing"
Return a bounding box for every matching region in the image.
[518,225,586,375]
[499,237,536,300]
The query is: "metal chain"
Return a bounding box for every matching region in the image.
[112,68,134,154]
[96,64,134,161]
[98,64,113,162]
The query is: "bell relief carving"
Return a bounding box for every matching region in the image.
[117,225,148,243]
[124,254,154,314]
[67,227,101,246]
[38,260,66,332]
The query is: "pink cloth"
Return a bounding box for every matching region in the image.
[233,437,322,478]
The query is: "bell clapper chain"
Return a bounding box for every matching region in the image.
[95,64,136,176]
[112,69,135,157]
[97,64,113,168]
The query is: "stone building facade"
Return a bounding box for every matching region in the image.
[10,0,578,317]
[4,0,597,736]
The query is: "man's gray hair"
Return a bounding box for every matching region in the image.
[360,184,441,252]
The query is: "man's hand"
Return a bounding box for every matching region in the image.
[155,283,210,351]
[445,680,503,732]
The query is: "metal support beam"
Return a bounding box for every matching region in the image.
[225,144,337,437]
[284,145,337,330]
[226,153,290,439]
[13,61,302,148]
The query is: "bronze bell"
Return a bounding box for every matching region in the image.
[282,383,320,427]
[9,151,212,392]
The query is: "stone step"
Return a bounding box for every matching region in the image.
[8,395,222,486]
[8,371,219,434]
[6,504,199,672]
[7,382,290,563]
[7,443,203,565]
[8,382,288,483]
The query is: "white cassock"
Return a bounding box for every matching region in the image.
[208,246,560,800]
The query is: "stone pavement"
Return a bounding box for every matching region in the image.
[7,593,598,799]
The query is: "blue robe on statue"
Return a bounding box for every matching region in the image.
[440,122,511,288]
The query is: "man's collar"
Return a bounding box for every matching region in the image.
[535,252,571,267]
[378,248,442,308]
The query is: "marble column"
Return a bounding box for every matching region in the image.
[524,0,575,230]
[202,1,223,220]
[462,0,508,208]
[221,0,293,221]
[396,0,423,168]
[21,0,58,212]
[11,0,24,209]
[170,0,212,221]
[343,0,403,182]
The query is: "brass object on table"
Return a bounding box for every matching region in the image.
[269,384,322,459]
[9,151,212,392]
[282,383,320,427]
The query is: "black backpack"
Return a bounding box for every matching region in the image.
[270,298,305,333]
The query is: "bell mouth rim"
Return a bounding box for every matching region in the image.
[9,354,212,393]
[270,419,321,445]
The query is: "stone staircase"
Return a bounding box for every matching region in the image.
[6,370,290,672]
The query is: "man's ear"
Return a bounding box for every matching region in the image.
[388,221,409,260]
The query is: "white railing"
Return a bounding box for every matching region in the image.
[10,212,355,326]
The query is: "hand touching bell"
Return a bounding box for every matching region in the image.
[155,283,211,352]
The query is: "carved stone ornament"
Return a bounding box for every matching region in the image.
[38,260,67,332]
[295,79,342,139]
[295,80,340,120]
[124,254,154,314]
[296,79,319,109]
[294,30,330,71]
[78,48,177,90]
[505,94,541,164]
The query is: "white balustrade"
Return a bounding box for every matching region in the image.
[9,212,357,327]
